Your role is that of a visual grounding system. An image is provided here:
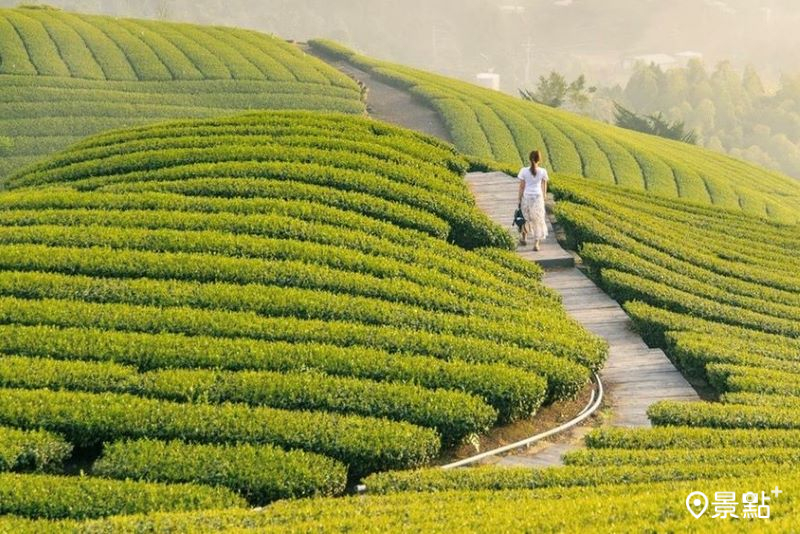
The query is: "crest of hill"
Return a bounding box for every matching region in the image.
[310,39,800,225]
[0,7,365,180]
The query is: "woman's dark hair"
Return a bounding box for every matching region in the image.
[529,150,541,173]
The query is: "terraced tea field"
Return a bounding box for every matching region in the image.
[1,9,799,532]
[309,39,800,224]
[208,176,799,530]
[73,176,795,531]
[0,7,364,179]
[0,110,606,522]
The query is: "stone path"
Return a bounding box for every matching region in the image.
[467,171,700,466]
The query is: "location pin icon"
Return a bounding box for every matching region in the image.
[686,491,709,519]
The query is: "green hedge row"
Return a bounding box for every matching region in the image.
[0,206,539,300]
[134,368,499,443]
[706,363,800,397]
[28,134,464,194]
[0,225,522,311]
[0,13,38,75]
[0,270,584,359]
[2,9,358,86]
[0,355,134,392]
[2,80,361,104]
[0,472,244,520]
[0,189,442,248]
[69,112,461,169]
[580,242,800,322]
[666,330,800,379]
[0,189,543,291]
[360,462,783,494]
[565,180,800,265]
[723,392,800,409]
[3,10,71,77]
[94,439,346,505]
[7,112,512,249]
[11,475,800,532]
[0,355,501,443]
[0,387,440,476]
[554,197,800,295]
[13,143,469,201]
[0,94,364,119]
[648,400,800,430]
[0,425,71,472]
[585,426,800,449]
[624,301,800,357]
[98,177,452,239]
[0,296,589,400]
[61,123,458,170]
[0,323,546,422]
[600,268,800,337]
[562,446,800,467]
[0,242,496,318]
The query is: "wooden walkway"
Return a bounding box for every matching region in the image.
[467,171,700,466]
[466,172,574,268]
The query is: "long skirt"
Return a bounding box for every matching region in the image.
[521,194,548,240]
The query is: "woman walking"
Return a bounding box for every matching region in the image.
[517,149,549,250]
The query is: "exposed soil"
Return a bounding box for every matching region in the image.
[302,45,453,144]
[435,381,604,466]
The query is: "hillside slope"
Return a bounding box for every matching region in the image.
[0,110,606,520]
[193,176,800,531]
[0,7,364,180]
[310,40,800,224]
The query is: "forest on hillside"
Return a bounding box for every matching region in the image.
[584,60,800,180]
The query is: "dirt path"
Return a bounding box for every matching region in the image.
[302,47,453,143]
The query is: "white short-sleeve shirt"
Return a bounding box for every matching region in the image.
[518,166,548,198]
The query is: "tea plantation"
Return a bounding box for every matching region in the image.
[44,176,795,531]
[276,176,800,529]
[0,110,606,521]
[309,39,800,225]
[0,6,364,179]
[1,9,799,533]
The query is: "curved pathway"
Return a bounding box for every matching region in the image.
[467,172,700,466]
[303,45,453,143]
[304,51,701,466]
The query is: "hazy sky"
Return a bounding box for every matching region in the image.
[3,1,799,90]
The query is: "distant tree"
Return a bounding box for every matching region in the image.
[689,98,716,134]
[566,74,596,110]
[614,102,698,144]
[662,69,689,108]
[520,71,595,110]
[742,65,766,99]
[623,62,662,113]
[520,71,567,107]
